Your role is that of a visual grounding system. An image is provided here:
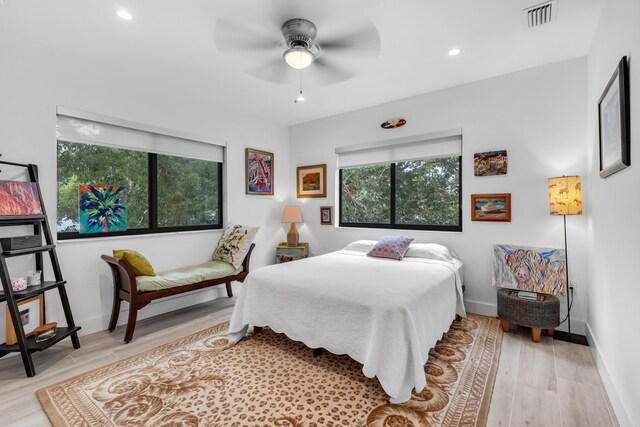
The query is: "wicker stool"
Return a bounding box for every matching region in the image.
[497,288,560,343]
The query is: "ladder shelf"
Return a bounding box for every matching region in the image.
[0,161,81,377]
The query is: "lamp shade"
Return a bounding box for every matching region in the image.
[548,176,582,215]
[281,205,303,223]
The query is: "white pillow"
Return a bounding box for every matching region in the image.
[342,240,378,253]
[404,243,455,262]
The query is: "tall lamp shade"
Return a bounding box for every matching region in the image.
[281,205,303,247]
[547,175,582,343]
[548,176,582,216]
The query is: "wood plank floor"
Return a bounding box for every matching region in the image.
[0,298,619,427]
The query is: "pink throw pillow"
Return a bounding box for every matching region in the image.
[367,236,414,260]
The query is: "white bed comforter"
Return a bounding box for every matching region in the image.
[228,250,466,403]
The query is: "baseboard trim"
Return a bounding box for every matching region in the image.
[585,322,633,427]
[464,299,497,317]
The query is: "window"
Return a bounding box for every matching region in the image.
[57,141,222,238]
[56,112,224,239]
[337,131,462,232]
[57,141,150,232]
[157,155,221,228]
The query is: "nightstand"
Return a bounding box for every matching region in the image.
[276,242,309,264]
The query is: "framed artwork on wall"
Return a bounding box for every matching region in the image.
[296,164,327,198]
[598,56,630,179]
[246,148,274,195]
[320,206,333,225]
[5,294,44,345]
[473,150,508,176]
[471,193,511,222]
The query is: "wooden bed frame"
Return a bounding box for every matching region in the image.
[101,244,255,343]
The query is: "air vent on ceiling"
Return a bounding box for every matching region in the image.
[523,1,557,29]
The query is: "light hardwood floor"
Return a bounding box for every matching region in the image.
[0,298,619,427]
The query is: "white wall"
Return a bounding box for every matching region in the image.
[586,0,640,425]
[289,58,589,333]
[0,32,289,339]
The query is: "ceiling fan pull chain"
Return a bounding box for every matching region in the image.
[295,68,305,103]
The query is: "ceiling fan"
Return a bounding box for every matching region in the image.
[214,16,380,85]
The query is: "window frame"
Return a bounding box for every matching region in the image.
[57,150,223,240]
[338,156,462,232]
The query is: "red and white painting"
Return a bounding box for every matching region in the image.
[0,181,43,216]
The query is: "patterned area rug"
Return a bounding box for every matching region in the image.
[37,314,502,426]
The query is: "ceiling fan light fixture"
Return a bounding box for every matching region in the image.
[284,47,314,70]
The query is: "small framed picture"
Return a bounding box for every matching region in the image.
[246,148,274,195]
[296,164,327,198]
[320,206,333,225]
[598,56,630,178]
[471,193,511,222]
[474,150,508,176]
[5,294,44,345]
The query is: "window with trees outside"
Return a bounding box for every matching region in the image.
[57,140,222,239]
[339,156,462,232]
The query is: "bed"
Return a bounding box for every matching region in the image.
[228,240,466,403]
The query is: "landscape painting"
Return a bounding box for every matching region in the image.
[0,180,43,216]
[79,185,127,234]
[297,164,327,198]
[471,193,511,222]
[474,150,508,176]
[493,244,566,296]
[246,148,274,195]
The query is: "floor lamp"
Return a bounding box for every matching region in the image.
[548,176,582,343]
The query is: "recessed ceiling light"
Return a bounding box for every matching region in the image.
[448,48,461,56]
[117,9,133,21]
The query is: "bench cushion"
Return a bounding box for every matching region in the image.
[136,260,243,293]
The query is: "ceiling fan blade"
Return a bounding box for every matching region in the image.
[319,23,381,57]
[308,57,356,85]
[247,58,296,84]
[214,18,282,52]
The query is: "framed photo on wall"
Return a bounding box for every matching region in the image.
[473,150,508,176]
[598,56,630,179]
[296,164,327,198]
[471,193,511,222]
[320,206,333,225]
[246,148,274,195]
[5,294,43,345]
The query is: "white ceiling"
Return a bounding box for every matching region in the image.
[0,0,604,126]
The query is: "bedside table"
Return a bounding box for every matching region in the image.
[276,242,309,264]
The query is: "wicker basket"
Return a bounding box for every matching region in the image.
[497,288,560,329]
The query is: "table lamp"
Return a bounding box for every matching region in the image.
[548,175,582,342]
[282,205,303,247]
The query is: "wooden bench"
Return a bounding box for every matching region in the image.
[101,244,255,343]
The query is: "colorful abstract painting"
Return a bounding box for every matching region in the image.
[0,181,43,216]
[246,148,273,195]
[493,244,566,296]
[79,185,127,234]
[474,150,508,176]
